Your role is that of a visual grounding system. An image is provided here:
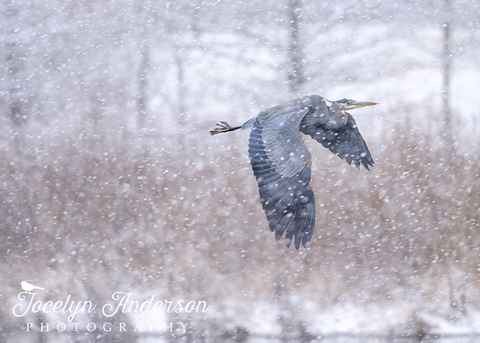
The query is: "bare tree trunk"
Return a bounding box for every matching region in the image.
[175,47,187,128]
[287,0,305,95]
[137,45,149,130]
[275,273,292,342]
[4,1,28,155]
[441,0,455,157]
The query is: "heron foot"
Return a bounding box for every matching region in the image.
[209,121,241,135]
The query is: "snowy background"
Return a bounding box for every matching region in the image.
[1,0,480,342]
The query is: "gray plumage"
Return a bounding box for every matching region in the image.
[210,95,376,249]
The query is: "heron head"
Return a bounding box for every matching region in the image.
[335,98,378,111]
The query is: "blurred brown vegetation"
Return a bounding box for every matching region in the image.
[1,106,479,337]
[1,0,480,338]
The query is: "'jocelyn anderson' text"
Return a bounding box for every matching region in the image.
[13,291,209,322]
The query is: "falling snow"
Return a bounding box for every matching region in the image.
[1,0,480,342]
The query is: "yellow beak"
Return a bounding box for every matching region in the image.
[345,101,378,110]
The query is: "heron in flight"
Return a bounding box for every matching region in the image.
[210,95,376,249]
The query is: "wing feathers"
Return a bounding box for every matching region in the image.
[300,111,374,170]
[248,121,315,249]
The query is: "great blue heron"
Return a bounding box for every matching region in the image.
[210,95,377,249]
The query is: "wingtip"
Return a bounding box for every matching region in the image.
[285,237,292,248]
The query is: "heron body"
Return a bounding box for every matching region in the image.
[210,95,376,249]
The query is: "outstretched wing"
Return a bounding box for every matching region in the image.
[248,109,315,249]
[300,107,374,170]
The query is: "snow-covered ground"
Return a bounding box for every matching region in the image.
[2,2,480,342]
